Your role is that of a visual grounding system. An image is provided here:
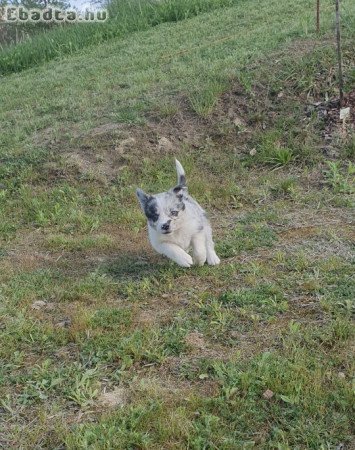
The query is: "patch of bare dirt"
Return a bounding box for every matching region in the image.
[31,81,257,184]
[3,229,59,272]
[307,90,355,156]
[28,38,354,188]
[279,226,322,241]
[155,321,289,382]
[185,331,207,353]
[135,305,174,327]
[5,250,54,271]
[280,208,354,229]
[134,288,192,328]
[289,237,354,262]
[278,223,354,242]
[324,91,355,133]
[271,208,354,260]
[97,387,129,409]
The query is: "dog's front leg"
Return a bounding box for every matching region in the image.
[205,225,220,266]
[157,243,193,268]
[191,233,207,266]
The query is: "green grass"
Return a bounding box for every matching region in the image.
[189,80,228,117]
[217,222,278,258]
[64,318,354,449]
[0,0,236,75]
[219,283,288,316]
[0,0,355,448]
[2,0,354,151]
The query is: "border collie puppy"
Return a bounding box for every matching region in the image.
[136,159,220,268]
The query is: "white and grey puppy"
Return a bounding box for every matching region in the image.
[136,159,220,268]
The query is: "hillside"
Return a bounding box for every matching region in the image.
[0,0,354,448]
[0,0,236,75]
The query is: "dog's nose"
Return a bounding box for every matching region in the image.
[161,220,171,231]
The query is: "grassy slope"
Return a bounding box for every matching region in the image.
[1,0,349,146]
[0,0,238,75]
[0,0,355,448]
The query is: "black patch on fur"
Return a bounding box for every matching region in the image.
[144,197,159,222]
[179,174,186,186]
[173,185,188,202]
[198,224,204,232]
[173,185,183,194]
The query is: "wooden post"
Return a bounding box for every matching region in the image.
[335,0,344,106]
[316,0,320,33]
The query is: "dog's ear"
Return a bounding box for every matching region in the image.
[175,159,186,187]
[172,184,187,200]
[136,188,150,209]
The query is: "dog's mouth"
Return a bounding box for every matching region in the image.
[161,230,172,234]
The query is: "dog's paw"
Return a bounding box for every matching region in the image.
[193,256,207,266]
[176,253,193,268]
[207,252,220,266]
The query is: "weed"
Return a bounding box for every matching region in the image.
[189,81,226,117]
[67,367,100,407]
[270,177,298,198]
[265,147,294,167]
[342,133,355,159]
[323,161,355,194]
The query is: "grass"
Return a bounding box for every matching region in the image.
[217,223,278,258]
[189,80,228,117]
[0,0,236,75]
[0,0,355,448]
[63,317,354,449]
[2,0,354,151]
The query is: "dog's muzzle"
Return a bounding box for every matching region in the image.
[161,220,171,233]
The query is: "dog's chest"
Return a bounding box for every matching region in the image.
[149,226,192,251]
[166,230,192,250]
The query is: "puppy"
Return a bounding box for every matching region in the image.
[136,159,220,268]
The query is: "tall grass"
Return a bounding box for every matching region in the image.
[0,0,236,75]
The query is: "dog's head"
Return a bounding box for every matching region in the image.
[136,159,188,234]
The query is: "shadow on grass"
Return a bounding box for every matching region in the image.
[101,252,170,281]
[101,250,226,284]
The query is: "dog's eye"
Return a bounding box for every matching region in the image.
[171,210,179,217]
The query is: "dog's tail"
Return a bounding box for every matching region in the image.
[175,159,186,187]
